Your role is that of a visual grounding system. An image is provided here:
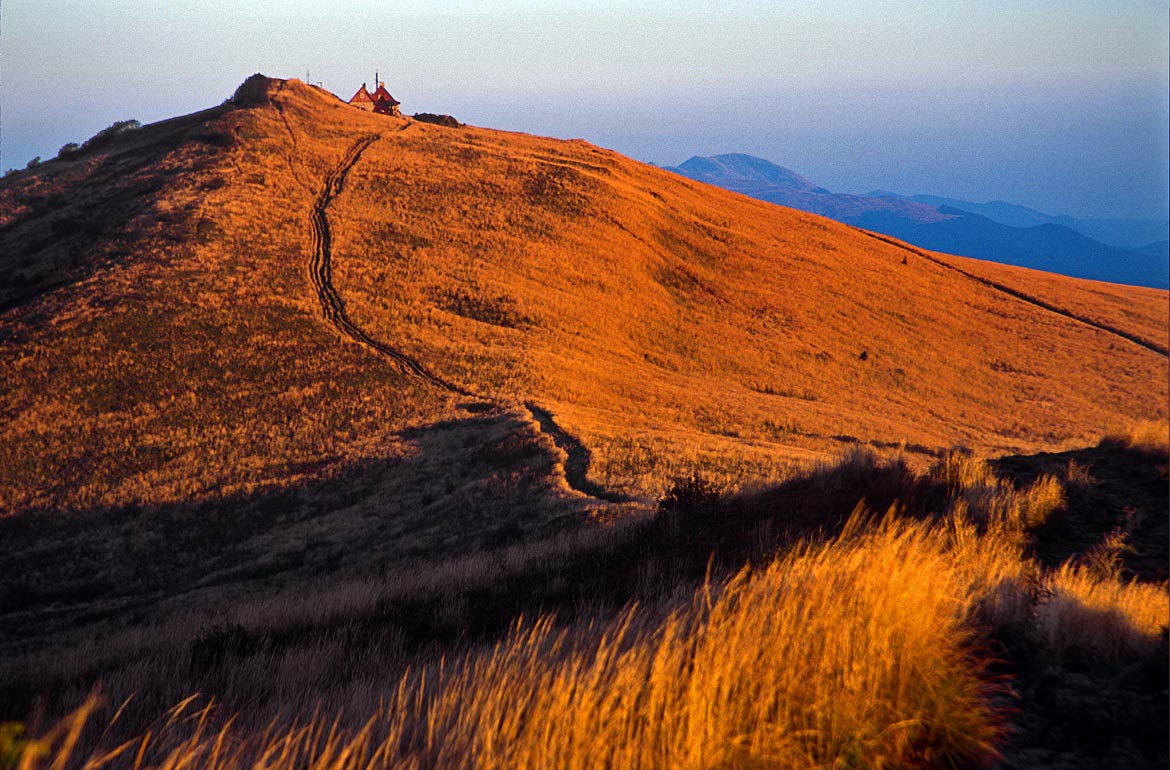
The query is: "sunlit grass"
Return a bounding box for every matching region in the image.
[18,513,1020,770]
[6,435,1169,769]
[1036,562,1170,662]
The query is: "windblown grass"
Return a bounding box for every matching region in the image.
[931,449,1065,531]
[5,437,1168,769]
[18,513,1019,770]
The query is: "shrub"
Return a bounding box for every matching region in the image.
[79,119,141,153]
[57,142,80,159]
[656,471,720,526]
[232,73,271,106]
[24,156,40,170]
[413,113,462,128]
[197,130,234,148]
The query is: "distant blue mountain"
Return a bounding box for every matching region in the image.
[847,208,1169,289]
[676,154,829,193]
[882,193,1169,251]
[665,154,1168,289]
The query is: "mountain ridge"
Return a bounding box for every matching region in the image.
[0,76,1165,526]
[666,154,1168,288]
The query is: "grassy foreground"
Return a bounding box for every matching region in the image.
[6,426,1167,769]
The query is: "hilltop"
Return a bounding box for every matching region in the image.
[2,76,1165,519]
[0,75,1167,769]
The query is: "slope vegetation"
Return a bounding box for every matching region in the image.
[0,75,1167,770]
[0,76,1166,523]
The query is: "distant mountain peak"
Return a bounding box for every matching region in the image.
[672,153,828,193]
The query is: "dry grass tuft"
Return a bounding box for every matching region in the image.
[1101,420,1170,453]
[1035,563,1169,662]
[931,450,1065,532]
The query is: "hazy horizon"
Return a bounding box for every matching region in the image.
[4,0,1168,220]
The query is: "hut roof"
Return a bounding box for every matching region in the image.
[349,85,374,104]
[371,83,400,106]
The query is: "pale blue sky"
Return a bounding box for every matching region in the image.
[4,1,1167,218]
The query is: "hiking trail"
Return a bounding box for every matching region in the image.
[305,131,628,504]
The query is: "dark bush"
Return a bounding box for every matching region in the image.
[657,472,720,529]
[197,131,234,148]
[24,156,40,170]
[232,74,271,107]
[413,113,462,128]
[79,120,141,153]
[57,142,81,159]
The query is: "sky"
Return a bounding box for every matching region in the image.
[4,0,1168,220]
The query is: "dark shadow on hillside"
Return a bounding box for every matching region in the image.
[991,443,1169,581]
[0,410,594,660]
[3,437,1166,766]
[994,562,1169,770]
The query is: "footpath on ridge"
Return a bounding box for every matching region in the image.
[302,126,631,504]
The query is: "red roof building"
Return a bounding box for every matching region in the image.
[348,84,375,111]
[348,73,402,117]
[370,83,401,116]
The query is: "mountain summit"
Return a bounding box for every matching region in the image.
[0,76,1166,522]
[675,154,828,193]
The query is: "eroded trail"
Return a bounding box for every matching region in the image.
[305,134,631,503]
[307,134,469,394]
[525,403,633,503]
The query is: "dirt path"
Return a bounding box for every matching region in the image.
[304,133,631,503]
[307,134,469,394]
[855,228,1169,357]
[525,403,634,502]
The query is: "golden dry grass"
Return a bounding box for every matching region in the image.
[0,77,1166,520]
[1037,562,1170,661]
[931,449,1067,532]
[1,75,1167,767]
[3,436,1166,769]
[1101,419,1170,453]
[16,507,1166,770]
[14,513,1022,770]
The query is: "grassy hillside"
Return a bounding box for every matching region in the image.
[3,427,1167,769]
[0,76,1165,521]
[0,75,1166,768]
